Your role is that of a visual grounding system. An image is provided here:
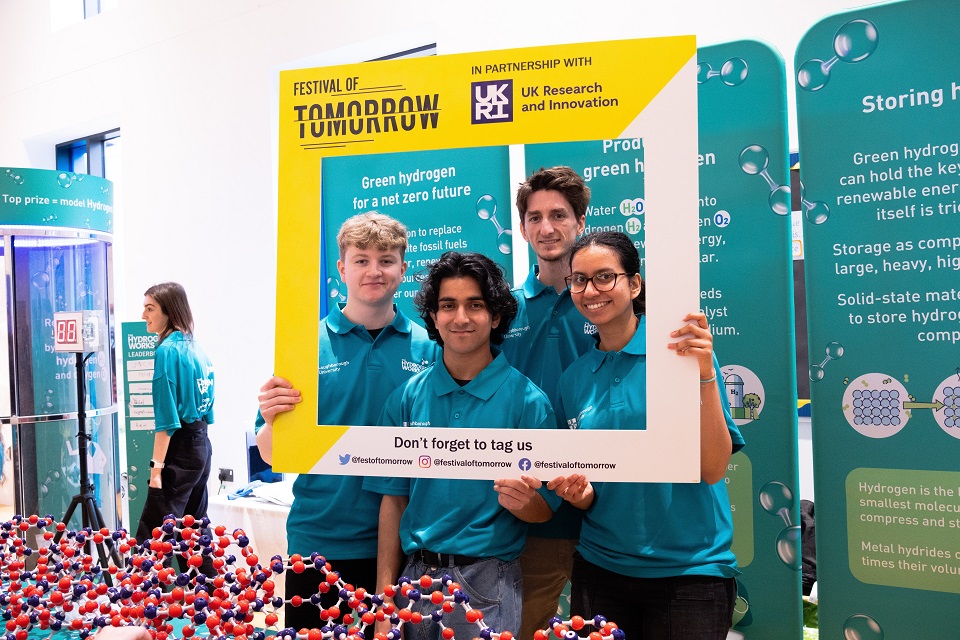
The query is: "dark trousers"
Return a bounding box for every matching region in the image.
[571,554,736,640]
[136,421,214,576]
[283,558,377,636]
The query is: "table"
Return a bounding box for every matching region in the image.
[206,486,292,597]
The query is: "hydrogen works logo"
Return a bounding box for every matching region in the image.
[471,80,512,124]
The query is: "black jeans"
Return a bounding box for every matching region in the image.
[136,421,214,576]
[283,558,377,636]
[571,554,736,640]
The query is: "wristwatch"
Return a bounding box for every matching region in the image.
[149,459,165,469]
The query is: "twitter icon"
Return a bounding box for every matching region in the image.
[338,454,351,465]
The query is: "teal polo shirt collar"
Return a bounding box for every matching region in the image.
[585,315,647,373]
[432,350,512,401]
[520,266,570,302]
[164,331,186,345]
[325,303,412,337]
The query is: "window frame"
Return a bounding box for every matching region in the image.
[56,129,120,178]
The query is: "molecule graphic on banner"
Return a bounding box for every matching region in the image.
[797,19,879,91]
[475,195,512,255]
[809,341,844,382]
[738,145,790,216]
[841,613,884,640]
[757,482,801,571]
[0,515,623,640]
[326,276,347,304]
[696,57,748,86]
[798,181,830,225]
[58,173,85,189]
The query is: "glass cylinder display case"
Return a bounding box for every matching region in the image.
[1,167,119,529]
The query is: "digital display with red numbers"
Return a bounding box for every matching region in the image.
[53,311,85,352]
[56,318,78,345]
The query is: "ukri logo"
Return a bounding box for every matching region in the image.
[472,80,513,124]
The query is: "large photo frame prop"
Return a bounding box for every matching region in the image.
[275,37,701,482]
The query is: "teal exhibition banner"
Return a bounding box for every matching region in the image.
[698,41,801,639]
[320,146,512,320]
[121,321,157,530]
[796,0,960,636]
[0,167,113,233]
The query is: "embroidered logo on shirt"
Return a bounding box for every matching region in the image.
[196,377,213,394]
[567,405,594,429]
[319,360,350,375]
[504,325,530,339]
[401,359,429,374]
[583,322,598,335]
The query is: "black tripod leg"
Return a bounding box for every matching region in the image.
[89,495,123,566]
[53,495,84,543]
[79,495,125,586]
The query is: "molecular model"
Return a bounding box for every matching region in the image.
[0,515,624,640]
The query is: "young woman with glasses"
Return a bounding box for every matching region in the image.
[546,231,744,640]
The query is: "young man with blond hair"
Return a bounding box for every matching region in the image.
[256,211,439,632]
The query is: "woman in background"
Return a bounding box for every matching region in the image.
[136,282,215,575]
[548,232,744,640]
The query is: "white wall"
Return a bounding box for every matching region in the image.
[0,0,873,513]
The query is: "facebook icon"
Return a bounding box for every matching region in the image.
[518,458,532,471]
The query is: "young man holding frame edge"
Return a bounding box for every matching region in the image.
[256,212,439,633]
[365,251,563,640]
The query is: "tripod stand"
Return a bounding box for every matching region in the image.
[53,352,122,581]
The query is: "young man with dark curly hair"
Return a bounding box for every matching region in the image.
[365,251,561,640]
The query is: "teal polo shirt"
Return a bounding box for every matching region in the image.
[501,268,596,540]
[555,316,745,579]
[152,331,214,433]
[364,352,561,561]
[257,304,439,558]
[501,267,596,400]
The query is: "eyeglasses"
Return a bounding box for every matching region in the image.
[564,272,629,294]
